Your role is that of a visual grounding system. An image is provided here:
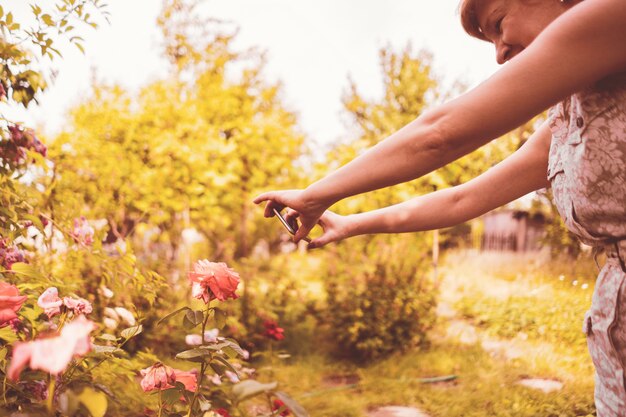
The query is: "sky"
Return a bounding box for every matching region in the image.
[7,0,501,147]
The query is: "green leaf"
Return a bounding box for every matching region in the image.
[161,388,180,406]
[120,324,142,339]
[22,213,44,231]
[221,339,246,358]
[41,14,53,26]
[232,380,277,402]
[77,387,108,417]
[274,391,310,417]
[183,309,203,329]
[92,345,122,355]
[9,263,45,280]
[211,356,238,375]
[157,307,191,326]
[97,334,118,342]
[175,347,212,362]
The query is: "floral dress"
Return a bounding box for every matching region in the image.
[548,71,626,416]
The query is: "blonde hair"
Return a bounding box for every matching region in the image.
[459,0,490,42]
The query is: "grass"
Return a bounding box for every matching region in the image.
[259,250,598,417]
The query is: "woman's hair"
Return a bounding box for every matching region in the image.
[459,0,490,42]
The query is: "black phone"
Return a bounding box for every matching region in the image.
[272,208,311,243]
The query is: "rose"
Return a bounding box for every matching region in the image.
[63,296,93,315]
[263,320,285,341]
[273,399,291,416]
[139,362,176,392]
[167,369,197,392]
[37,287,63,318]
[188,260,240,303]
[8,315,95,380]
[0,281,27,326]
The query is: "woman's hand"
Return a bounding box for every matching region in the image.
[291,210,351,249]
[252,189,329,243]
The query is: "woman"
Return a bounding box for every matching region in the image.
[254,0,626,414]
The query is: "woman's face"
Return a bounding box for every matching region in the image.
[475,0,569,64]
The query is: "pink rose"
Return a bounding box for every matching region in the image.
[0,281,27,326]
[140,363,176,392]
[8,315,95,380]
[167,369,197,392]
[187,260,240,303]
[37,287,63,318]
[63,296,93,315]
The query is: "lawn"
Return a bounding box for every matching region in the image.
[265,250,598,417]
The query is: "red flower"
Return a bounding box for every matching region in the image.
[272,399,291,416]
[215,409,232,417]
[263,320,285,341]
[188,260,240,303]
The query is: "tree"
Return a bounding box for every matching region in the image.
[49,0,307,272]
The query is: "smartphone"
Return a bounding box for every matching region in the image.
[272,208,311,243]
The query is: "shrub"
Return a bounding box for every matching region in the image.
[321,235,438,362]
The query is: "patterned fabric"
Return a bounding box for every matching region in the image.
[548,71,626,416]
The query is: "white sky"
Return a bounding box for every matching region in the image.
[7,0,500,146]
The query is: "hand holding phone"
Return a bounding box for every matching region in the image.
[272,208,312,243]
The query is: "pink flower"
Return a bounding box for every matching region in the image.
[69,217,94,246]
[8,315,95,380]
[139,363,176,392]
[37,287,63,318]
[168,369,197,392]
[0,246,26,270]
[0,282,27,326]
[187,260,240,304]
[63,297,93,315]
[185,334,203,346]
[224,370,240,383]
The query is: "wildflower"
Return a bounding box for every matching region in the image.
[0,281,27,326]
[37,287,63,318]
[8,315,95,380]
[209,374,222,385]
[188,260,240,303]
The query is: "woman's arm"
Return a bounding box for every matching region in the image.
[307,121,552,248]
[255,0,626,241]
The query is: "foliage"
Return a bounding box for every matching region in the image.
[321,235,438,362]
[48,0,307,269]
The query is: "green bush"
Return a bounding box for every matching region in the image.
[321,235,438,362]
